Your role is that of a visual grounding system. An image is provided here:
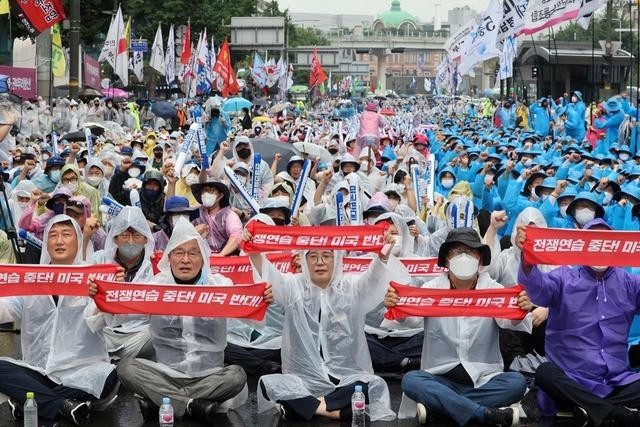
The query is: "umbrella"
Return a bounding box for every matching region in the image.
[226,138,300,173]
[293,141,333,163]
[82,122,106,136]
[151,101,177,119]
[79,88,103,99]
[268,103,288,114]
[223,97,252,113]
[60,131,88,142]
[102,88,129,98]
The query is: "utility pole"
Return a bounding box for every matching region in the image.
[604,0,613,91]
[69,0,80,99]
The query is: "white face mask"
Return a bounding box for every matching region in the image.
[64,182,78,193]
[86,176,102,187]
[388,199,399,211]
[484,174,494,186]
[620,153,630,162]
[128,168,141,178]
[17,202,28,210]
[201,193,218,208]
[571,96,578,103]
[448,253,479,280]
[391,235,403,256]
[441,178,454,189]
[524,159,533,167]
[184,174,199,187]
[360,161,370,173]
[560,205,569,218]
[171,214,189,224]
[272,195,290,205]
[603,192,613,205]
[591,265,608,272]
[574,207,596,226]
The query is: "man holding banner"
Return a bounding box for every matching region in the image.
[517,219,640,426]
[0,215,118,425]
[111,218,255,423]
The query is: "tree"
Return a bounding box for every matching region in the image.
[551,7,633,53]
[260,0,328,47]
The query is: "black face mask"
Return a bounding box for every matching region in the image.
[272,218,287,226]
[328,148,339,155]
[154,151,163,159]
[237,148,251,159]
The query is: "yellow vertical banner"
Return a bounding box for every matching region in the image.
[0,0,9,15]
[51,23,66,77]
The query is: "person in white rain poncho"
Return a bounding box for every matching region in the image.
[113,218,253,424]
[388,227,532,427]
[92,206,155,361]
[0,215,117,425]
[245,228,399,422]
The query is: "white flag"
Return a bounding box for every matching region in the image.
[497,36,518,81]
[150,23,165,75]
[114,17,130,87]
[165,24,176,85]
[576,0,608,30]
[131,51,144,82]
[496,0,529,46]
[444,19,477,62]
[459,0,502,76]
[98,6,123,68]
[522,0,581,36]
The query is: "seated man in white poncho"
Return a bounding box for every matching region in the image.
[92,206,155,361]
[112,218,249,424]
[245,228,399,422]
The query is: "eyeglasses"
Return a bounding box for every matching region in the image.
[306,252,334,265]
[117,229,146,241]
[448,247,480,258]
[61,177,78,185]
[170,249,201,260]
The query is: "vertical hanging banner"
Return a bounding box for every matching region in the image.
[10,0,66,36]
[521,0,582,36]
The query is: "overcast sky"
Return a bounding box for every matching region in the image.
[276,0,492,22]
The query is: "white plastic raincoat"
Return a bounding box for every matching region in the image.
[254,249,399,421]
[0,215,115,397]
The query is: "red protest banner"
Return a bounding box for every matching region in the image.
[342,257,446,276]
[0,264,119,297]
[93,280,267,320]
[384,282,527,320]
[241,223,388,253]
[10,0,66,36]
[522,226,640,267]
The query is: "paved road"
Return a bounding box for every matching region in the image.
[0,331,579,426]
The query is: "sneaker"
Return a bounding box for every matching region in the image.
[135,396,159,421]
[7,397,22,420]
[60,399,90,426]
[485,407,519,427]
[572,406,589,427]
[401,357,422,372]
[416,403,428,425]
[186,398,218,423]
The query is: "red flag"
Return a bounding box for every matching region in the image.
[9,0,66,36]
[212,40,239,97]
[180,20,192,65]
[309,48,327,88]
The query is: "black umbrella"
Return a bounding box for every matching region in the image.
[224,138,301,173]
[151,101,177,119]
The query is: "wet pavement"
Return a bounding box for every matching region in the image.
[0,331,582,426]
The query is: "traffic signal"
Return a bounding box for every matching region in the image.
[532,66,538,78]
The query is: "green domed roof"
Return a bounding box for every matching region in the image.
[376,0,419,28]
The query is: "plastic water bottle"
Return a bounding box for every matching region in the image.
[351,385,366,427]
[159,397,174,427]
[23,392,37,427]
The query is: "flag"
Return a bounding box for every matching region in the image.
[180,20,191,65]
[409,76,416,89]
[252,51,268,88]
[131,50,143,82]
[309,48,327,88]
[265,57,280,88]
[206,35,216,86]
[115,16,131,87]
[212,39,239,97]
[150,23,165,76]
[424,77,432,93]
[576,0,608,29]
[496,0,529,46]
[51,23,66,78]
[459,0,502,76]
[522,0,581,35]
[165,24,175,84]
[497,36,518,81]
[196,29,212,95]
[98,6,124,69]
[444,19,476,62]
[9,0,65,36]
[328,71,332,93]
[0,0,9,14]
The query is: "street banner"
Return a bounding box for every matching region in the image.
[0,66,37,99]
[522,226,640,267]
[385,282,527,320]
[9,0,65,36]
[242,223,388,253]
[83,54,101,89]
[522,0,581,36]
[94,280,268,320]
[0,264,119,297]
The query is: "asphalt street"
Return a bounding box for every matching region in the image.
[0,332,583,426]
